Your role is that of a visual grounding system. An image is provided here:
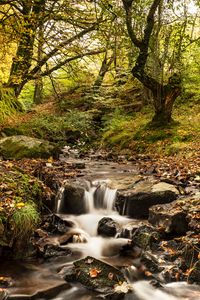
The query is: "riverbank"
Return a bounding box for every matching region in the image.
[0,154,199,299]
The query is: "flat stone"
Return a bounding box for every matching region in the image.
[116,190,177,218]
[151,182,179,195]
[148,201,188,235]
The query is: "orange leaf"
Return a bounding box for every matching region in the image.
[89,268,101,278]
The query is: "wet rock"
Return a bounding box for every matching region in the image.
[0,277,12,288]
[161,265,185,283]
[120,241,141,258]
[0,135,59,160]
[187,201,200,233]
[141,252,164,273]
[8,282,69,300]
[159,240,180,262]
[151,182,179,195]
[116,191,177,218]
[132,225,162,250]
[0,288,8,300]
[149,202,188,235]
[41,214,74,235]
[159,235,200,274]
[119,220,149,239]
[97,217,120,237]
[61,256,129,295]
[59,183,85,214]
[188,260,200,284]
[43,244,71,258]
[71,161,85,169]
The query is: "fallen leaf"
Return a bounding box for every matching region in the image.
[16,202,25,208]
[86,258,94,264]
[89,268,101,278]
[108,272,114,280]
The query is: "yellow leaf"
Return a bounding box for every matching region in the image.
[47,157,53,163]
[16,202,25,208]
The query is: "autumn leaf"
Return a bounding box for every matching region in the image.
[16,202,25,208]
[89,268,101,278]
[114,281,133,293]
[86,258,94,264]
[108,272,114,280]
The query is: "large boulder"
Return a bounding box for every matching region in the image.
[0,135,59,159]
[148,201,188,235]
[149,198,200,235]
[58,183,85,214]
[61,256,130,296]
[116,190,177,218]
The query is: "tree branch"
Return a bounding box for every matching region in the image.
[27,23,99,79]
[28,49,106,79]
[122,0,142,48]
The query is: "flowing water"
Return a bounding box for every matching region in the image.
[3,160,200,300]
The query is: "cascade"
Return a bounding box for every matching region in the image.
[56,179,130,258]
[84,180,117,213]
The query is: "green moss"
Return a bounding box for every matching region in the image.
[0,86,24,122]
[0,136,58,160]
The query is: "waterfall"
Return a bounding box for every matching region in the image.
[84,180,117,213]
[56,185,65,213]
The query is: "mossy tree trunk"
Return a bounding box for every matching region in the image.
[7,0,46,98]
[152,80,181,124]
[0,86,24,120]
[123,0,181,125]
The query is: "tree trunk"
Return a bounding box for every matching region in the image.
[0,86,24,120]
[93,53,114,90]
[34,77,43,104]
[152,82,181,124]
[34,24,44,104]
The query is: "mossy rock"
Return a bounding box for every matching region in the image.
[62,256,128,295]
[0,162,53,257]
[0,135,59,159]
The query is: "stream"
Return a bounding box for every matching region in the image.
[1,159,200,300]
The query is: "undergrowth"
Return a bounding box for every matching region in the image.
[3,110,96,148]
[101,102,200,156]
[11,202,40,240]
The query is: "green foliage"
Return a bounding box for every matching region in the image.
[102,101,199,155]
[11,202,40,240]
[5,110,95,147]
[102,108,152,149]
[19,81,35,109]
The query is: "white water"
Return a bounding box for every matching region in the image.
[56,179,200,300]
[83,180,117,213]
[58,180,130,258]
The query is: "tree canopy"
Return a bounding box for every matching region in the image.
[0,0,199,124]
